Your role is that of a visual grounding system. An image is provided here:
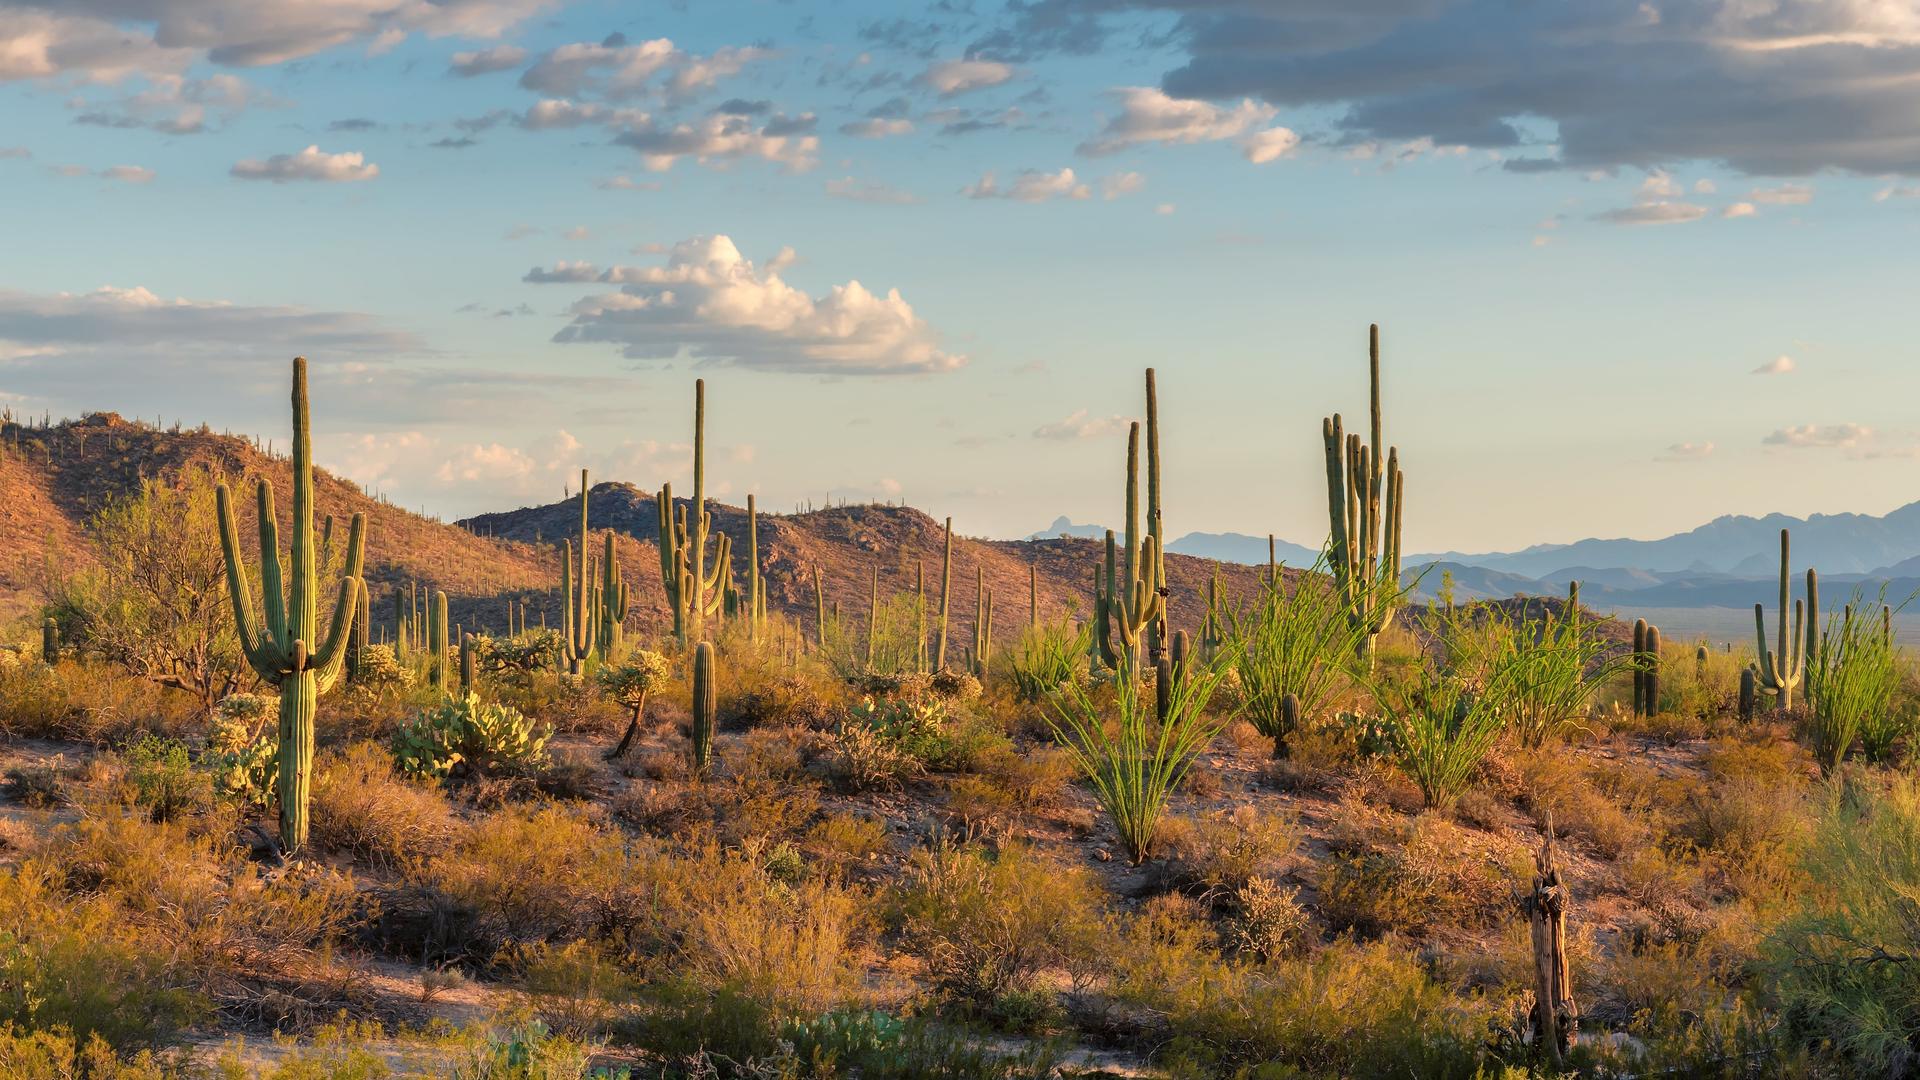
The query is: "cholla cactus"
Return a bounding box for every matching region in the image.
[351,643,414,693]
[208,691,279,806]
[392,692,552,780]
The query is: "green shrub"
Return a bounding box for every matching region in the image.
[1374,667,1504,809]
[392,693,553,780]
[1003,618,1087,704]
[1761,772,1920,1076]
[120,736,213,822]
[1224,555,1367,754]
[0,1024,180,1079]
[1805,598,1904,772]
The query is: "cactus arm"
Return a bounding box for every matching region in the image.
[1754,603,1778,684]
[216,482,282,678]
[255,481,289,653]
[1323,415,1349,594]
[309,513,367,676]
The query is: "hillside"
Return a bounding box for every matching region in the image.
[0,414,1276,647]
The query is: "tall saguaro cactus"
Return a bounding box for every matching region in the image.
[1144,368,1167,659]
[596,531,628,659]
[1755,527,1817,713]
[657,380,732,645]
[1323,324,1405,669]
[215,357,366,854]
[1096,422,1164,672]
[560,470,592,676]
[746,494,763,641]
[935,517,953,671]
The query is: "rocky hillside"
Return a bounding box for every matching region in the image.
[0,413,1279,647]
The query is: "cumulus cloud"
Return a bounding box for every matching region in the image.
[1750,182,1815,205]
[449,44,526,76]
[1754,354,1796,375]
[70,73,265,134]
[1875,184,1920,201]
[537,235,964,375]
[964,167,1090,201]
[1078,86,1276,156]
[921,58,1014,96]
[230,145,378,183]
[1723,201,1758,218]
[0,0,555,81]
[1657,441,1716,461]
[1592,200,1710,225]
[613,111,819,172]
[1100,170,1144,199]
[1033,409,1130,440]
[519,34,767,102]
[1024,0,1920,176]
[1764,423,1872,448]
[825,176,920,204]
[1242,125,1301,163]
[100,164,154,183]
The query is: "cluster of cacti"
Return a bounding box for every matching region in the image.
[1322,325,1405,669]
[213,357,366,854]
[658,380,731,645]
[557,471,629,675]
[1631,619,1662,717]
[1753,528,1817,713]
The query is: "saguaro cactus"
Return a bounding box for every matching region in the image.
[1754,528,1817,713]
[935,517,953,671]
[1096,423,1163,672]
[596,531,628,659]
[560,471,592,676]
[215,357,366,854]
[690,640,716,778]
[1738,667,1757,721]
[40,617,56,664]
[747,494,763,640]
[346,581,369,683]
[657,381,731,645]
[428,591,449,688]
[459,632,475,691]
[1322,324,1404,669]
[1144,368,1168,660]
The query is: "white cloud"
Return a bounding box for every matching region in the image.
[0,0,554,81]
[612,111,818,172]
[1875,184,1920,201]
[450,44,526,76]
[838,117,914,138]
[1657,440,1715,461]
[71,73,266,134]
[825,176,919,204]
[230,144,378,182]
[1692,178,1717,194]
[1100,171,1145,199]
[518,98,607,129]
[543,235,964,375]
[519,35,767,102]
[1242,126,1301,164]
[1592,200,1710,225]
[1723,201,1758,218]
[0,146,28,159]
[1078,87,1279,157]
[1155,202,1176,215]
[595,174,660,191]
[1033,409,1130,440]
[1764,423,1871,449]
[1750,183,1815,205]
[100,164,154,183]
[964,167,1090,202]
[921,58,1013,97]
[1753,354,1795,375]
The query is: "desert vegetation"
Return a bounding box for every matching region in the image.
[1,333,1917,1078]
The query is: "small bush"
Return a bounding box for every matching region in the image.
[1004,618,1087,703]
[1374,668,1504,809]
[120,736,213,822]
[1158,804,1303,894]
[391,693,553,781]
[310,743,459,868]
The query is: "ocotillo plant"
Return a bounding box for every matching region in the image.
[656,380,731,645]
[1096,423,1164,673]
[214,356,366,854]
[1754,528,1817,713]
[1322,324,1405,669]
[690,640,716,778]
[936,517,953,670]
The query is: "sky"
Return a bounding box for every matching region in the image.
[5,0,1920,553]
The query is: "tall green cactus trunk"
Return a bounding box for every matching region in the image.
[214,357,365,854]
[1754,528,1815,713]
[936,517,952,671]
[1322,325,1404,671]
[690,640,716,778]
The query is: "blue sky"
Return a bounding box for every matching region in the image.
[5,0,1920,552]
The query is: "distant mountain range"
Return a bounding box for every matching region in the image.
[1031,501,1920,612]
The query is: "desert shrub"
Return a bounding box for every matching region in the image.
[823,696,961,791]
[1003,617,1087,703]
[1374,667,1504,809]
[310,743,459,868]
[1805,597,1904,773]
[1316,806,1515,937]
[929,669,981,701]
[0,1024,181,1080]
[1157,804,1302,893]
[1224,556,1366,755]
[1048,652,1233,863]
[0,660,187,744]
[1225,877,1312,961]
[1677,738,1813,898]
[595,650,670,756]
[120,736,214,822]
[730,672,835,731]
[784,1009,1065,1080]
[893,840,1106,1012]
[510,938,639,1037]
[1480,602,1627,747]
[821,592,928,681]
[1760,772,1920,1076]
[805,812,889,865]
[1511,746,1647,859]
[6,758,69,808]
[392,693,552,780]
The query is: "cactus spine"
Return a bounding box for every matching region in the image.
[214,357,366,854]
[690,640,715,778]
[935,517,953,671]
[1096,422,1163,672]
[1323,324,1404,669]
[1754,528,1816,713]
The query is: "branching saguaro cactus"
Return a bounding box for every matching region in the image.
[215,357,366,854]
[1096,422,1163,673]
[1323,324,1405,669]
[1754,528,1818,713]
[657,380,731,645]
